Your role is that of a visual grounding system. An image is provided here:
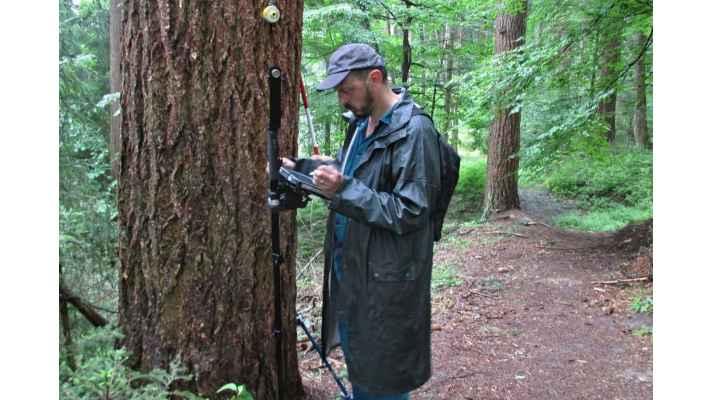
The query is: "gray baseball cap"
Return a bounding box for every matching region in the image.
[316,43,385,91]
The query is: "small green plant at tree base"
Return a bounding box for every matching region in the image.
[60,325,207,400]
[630,294,653,314]
[217,383,255,400]
[632,325,652,337]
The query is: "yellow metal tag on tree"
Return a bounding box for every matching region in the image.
[261,5,280,24]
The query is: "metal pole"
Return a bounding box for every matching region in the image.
[267,66,286,400]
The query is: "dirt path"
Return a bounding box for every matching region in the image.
[412,210,652,399]
[518,186,579,225]
[299,204,652,399]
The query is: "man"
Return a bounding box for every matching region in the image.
[283,43,441,399]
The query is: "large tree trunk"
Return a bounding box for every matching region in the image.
[596,25,622,144]
[109,0,122,178]
[483,0,527,218]
[118,1,304,398]
[633,32,649,149]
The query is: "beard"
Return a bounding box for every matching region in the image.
[346,85,374,118]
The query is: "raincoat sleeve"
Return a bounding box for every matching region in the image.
[328,116,441,235]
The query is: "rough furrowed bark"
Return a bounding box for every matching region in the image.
[118,1,304,398]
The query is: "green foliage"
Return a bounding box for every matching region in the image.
[436,152,487,238]
[554,205,650,232]
[431,263,463,292]
[454,153,487,210]
[60,0,118,321]
[632,325,652,337]
[542,149,652,210]
[217,383,255,400]
[528,145,652,231]
[295,199,329,277]
[630,294,653,314]
[60,326,204,400]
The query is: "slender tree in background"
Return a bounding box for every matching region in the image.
[483,0,527,218]
[118,1,304,398]
[109,0,121,178]
[596,23,622,144]
[401,1,413,85]
[443,23,455,146]
[633,31,649,148]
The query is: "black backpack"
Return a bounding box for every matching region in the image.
[411,107,461,241]
[343,107,461,241]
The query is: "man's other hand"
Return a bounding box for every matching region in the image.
[281,157,296,169]
[266,157,295,174]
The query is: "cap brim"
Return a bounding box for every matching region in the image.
[316,70,349,92]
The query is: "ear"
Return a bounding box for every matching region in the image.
[368,69,383,85]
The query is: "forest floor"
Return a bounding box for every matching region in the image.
[297,187,653,400]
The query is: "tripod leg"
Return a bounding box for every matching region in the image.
[296,315,352,400]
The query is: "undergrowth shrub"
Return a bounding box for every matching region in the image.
[524,146,652,231]
[454,155,487,210]
[60,326,203,400]
[554,204,651,232]
[543,149,652,210]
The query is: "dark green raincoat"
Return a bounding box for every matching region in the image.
[295,88,440,395]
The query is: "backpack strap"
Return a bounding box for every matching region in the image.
[410,106,443,183]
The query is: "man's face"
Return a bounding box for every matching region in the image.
[336,72,374,118]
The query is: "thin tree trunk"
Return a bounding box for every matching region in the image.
[60,298,76,370]
[444,24,454,145]
[597,25,622,144]
[401,0,413,85]
[401,27,412,85]
[430,28,446,116]
[109,0,122,178]
[483,0,527,218]
[633,32,649,148]
[118,1,304,398]
[59,264,76,371]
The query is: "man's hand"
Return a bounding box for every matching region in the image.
[312,165,343,199]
